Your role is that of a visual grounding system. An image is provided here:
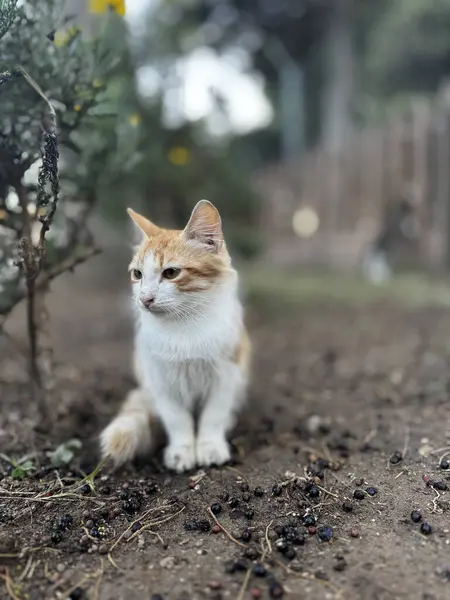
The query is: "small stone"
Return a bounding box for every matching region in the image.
[241,482,250,492]
[159,556,176,569]
[411,510,422,523]
[251,587,262,599]
[212,524,222,534]
[85,520,94,529]
[79,535,90,547]
[219,490,230,502]
[241,529,252,542]
[334,557,347,572]
[354,478,364,486]
[98,544,108,555]
[150,595,164,600]
[308,485,320,499]
[51,531,63,544]
[317,526,333,542]
[353,490,365,501]
[284,547,296,560]
[290,560,302,572]
[56,563,65,573]
[433,481,448,491]
[228,497,239,508]
[244,546,260,560]
[350,528,360,538]
[242,492,251,502]
[123,530,133,541]
[253,486,264,497]
[82,509,90,519]
[420,523,432,535]
[308,526,317,535]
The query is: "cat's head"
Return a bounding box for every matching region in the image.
[128,200,235,317]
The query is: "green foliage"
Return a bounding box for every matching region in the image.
[0,453,35,479]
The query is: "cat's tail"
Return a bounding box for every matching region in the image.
[100,388,153,467]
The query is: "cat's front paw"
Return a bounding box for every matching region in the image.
[164,443,196,473]
[196,437,230,467]
[100,418,139,467]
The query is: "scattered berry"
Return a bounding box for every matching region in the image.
[308,526,317,535]
[228,497,239,508]
[269,581,285,598]
[308,485,320,499]
[411,510,422,523]
[59,514,73,530]
[272,484,282,497]
[245,508,255,520]
[131,521,142,533]
[212,524,222,534]
[253,564,267,577]
[317,526,333,542]
[122,496,141,515]
[79,484,91,496]
[51,530,63,544]
[241,483,250,492]
[284,547,296,560]
[150,595,164,600]
[207,581,222,590]
[241,529,252,542]
[254,486,264,497]
[342,500,353,512]
[420,523,432,535]
[365,487,377,496]
[251,587,262,599]
[433,481,448,491]
[353,490,365,500]
[90,528,100,538]
[389,451,403,464]
[69,589,84,600]
[244,546,260,560]
[440,460,449,470]
[211,503,222,515]
[302,515,316,527]
[275,539,288,554]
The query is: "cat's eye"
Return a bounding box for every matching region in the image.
[131,268,142,281]
[162,267,181,280]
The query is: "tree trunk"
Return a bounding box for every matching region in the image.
[321,0,355,151]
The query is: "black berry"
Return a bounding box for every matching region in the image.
[269,581,285,598]
[275,539,288,554]
[211,503,222,515]
[411,510,422,523]
[317,526,333,542]
[389,451,403,464]
[308,485,320,499]
[241,529,252,542]
[302,515,316,527]
[420,522,432,535]
[253,563,267,577]
[245,508,255,520]
[272,484,282,497]
[284,547,296,560]
[90,528,100,538]
[228,497,239,508]
[433,481,448,491]
[241,483,250,492]
[254,486,264,497]
[440,460,450,470]
[150,595,164,600]
[353,490,365,500]
[365,487,377,497]
[197,520,211,532]
[342,500,353,512]
[51,530,63,544]
[79,484,91,496]
[69,589,84,600]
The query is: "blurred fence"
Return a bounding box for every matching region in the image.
[256,81,450,271]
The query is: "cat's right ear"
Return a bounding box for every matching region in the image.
[127,208,159,239]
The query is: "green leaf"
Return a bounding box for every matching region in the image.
[11,467,25,480]
[49,439,83,468]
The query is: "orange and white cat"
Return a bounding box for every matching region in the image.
[100,200,250,472]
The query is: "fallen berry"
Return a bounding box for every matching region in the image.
[211,503,222,515]
[245,508,255,520]
[365,487,377,496]
[308,485,320,499]
[389,451,403,464]
[207,581,222,590]
[79,484,91,496]
[131,521,142,533]
[251,587,262,599]
[228,497,239,508]
[284,547,296,560]
[241,483,250,492]
[254,486,265,497]
[302,515,316,527]
[308,526,317,535]
[212,524,222,534]
[421,523,432,535]
[150,595,164,600]
[272,484,282,497]
[269,581,285,598]
[241,529,252,542]
[411,510,422,523]
[69,589,84,600]
[353,490,365,501]
[317,526,333,542]
[275,539,289,554]
[433,481,448,491]
[51,531,63,544]
[253,564,267,577]
[440,460,450,470]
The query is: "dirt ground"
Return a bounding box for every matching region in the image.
[2,250,450,600]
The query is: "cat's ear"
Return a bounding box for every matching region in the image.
[127,208,159,239]
[183,200,223,252]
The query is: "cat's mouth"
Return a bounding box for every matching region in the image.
[140,302,167,315]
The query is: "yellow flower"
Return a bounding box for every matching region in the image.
[0,209,7,220]
[74,104,82,112]
[128,113,141,127]
[53,25,79,47]
[93,78,104,88]
[168,147,191,166]
[89,0,125,15]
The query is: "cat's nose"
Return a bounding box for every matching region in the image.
[140,295,155,309]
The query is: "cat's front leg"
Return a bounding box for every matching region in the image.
[155,395,196,473]
[196,361,247,467]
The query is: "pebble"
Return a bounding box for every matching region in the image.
[354,478,364,486]
[242,492,251,502]
[289,561,302,572]
[85,520,94,529]
[342,500,353,512]
[160,556,176,569]
[303,515,316,527]
[98,544,108,555]
[150,595,164,600]
[219,490,230,502]
[254,486,265,497]
[212,525,222,534]
[123,530,133,541]
[56,563,65,573]
[251,588,262,599]
[350,528,360,538]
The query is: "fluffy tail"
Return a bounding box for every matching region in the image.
[100,388,153,467]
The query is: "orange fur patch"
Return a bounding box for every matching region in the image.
[233,328,251,372]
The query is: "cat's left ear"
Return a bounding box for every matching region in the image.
[127,207,159,239]
[183,200,223,252]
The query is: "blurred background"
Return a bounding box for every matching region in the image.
[4,0,450,351]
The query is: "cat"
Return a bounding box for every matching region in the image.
[100,200,250,472]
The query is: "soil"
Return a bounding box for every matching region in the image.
[2,251,450,600]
